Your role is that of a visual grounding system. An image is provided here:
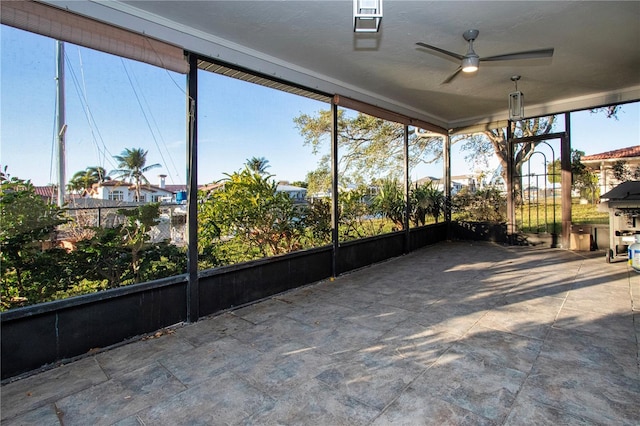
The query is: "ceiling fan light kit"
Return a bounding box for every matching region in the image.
[462,55,479,73]
[353,0,383,33]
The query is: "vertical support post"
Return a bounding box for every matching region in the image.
[506,122,515,239]
[443,133,452,223]
[186,53,199,323]
[403,125,410,252]
[331,100,339,277]
[561,113,572,249]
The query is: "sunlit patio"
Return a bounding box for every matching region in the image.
[2,241,638,425]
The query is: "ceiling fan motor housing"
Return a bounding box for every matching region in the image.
[463,29,479,41]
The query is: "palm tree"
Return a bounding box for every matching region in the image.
[245,156,270,175]
[410,181,444,225]
[110,148,161,202]
[67,166,108,194]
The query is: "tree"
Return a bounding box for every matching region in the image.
[245,156,270,174]
[67,166,108,194]
[612,160,640,182]
[294,109,441,185]
[0,169,70,308]
[452,187,506,222]
[198,169,307,265]
[457,116,556,203]
[70,203,185,288]
[372,178,405,229]
[305,166,332,197]
[410,181,444,225]
[546,148,588,184]
[590,105,621,119]
[110,148,161,202]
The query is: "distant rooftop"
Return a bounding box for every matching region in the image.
[581,145,640,162]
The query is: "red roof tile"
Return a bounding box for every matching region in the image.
[34,186,55,197]
[581,145,640,161]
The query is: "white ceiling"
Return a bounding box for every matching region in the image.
[51,1,640,130]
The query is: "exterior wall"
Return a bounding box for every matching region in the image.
[91,184,175,203]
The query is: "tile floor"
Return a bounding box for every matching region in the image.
[2,241,639,425]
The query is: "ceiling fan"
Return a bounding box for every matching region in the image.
[416,29,554,84]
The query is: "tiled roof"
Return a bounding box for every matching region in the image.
[581,145,640,161]
[33,186,83,200]
[34,186,55,197]
[164,184,188,193]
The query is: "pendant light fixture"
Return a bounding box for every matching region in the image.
[509,75,524,120]
[353,0,382,33]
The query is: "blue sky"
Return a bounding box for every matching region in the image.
[2,25,638,187]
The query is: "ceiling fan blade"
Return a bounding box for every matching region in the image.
[416,42,465,62]
[480,48,554,62]
[442,67,462,84]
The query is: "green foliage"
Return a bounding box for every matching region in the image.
[410,181,444,226]
[452,187,507,223]
[372,178,405,229]
[67,166,108,193]
[0,170,71,308]
[110,148,161,201]
[198,169,310,266]
[294,109,441,186]
[337,186,379,241]
[612,160,640,182]
[74,204,186,287]
[1,171,186,310]
[53,278,110,300]
[300,198,332,245]
[305,167,332,197]
[245,156,270,174]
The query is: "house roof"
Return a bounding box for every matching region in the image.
[33,186,84,200]
[34,186,55,198]
[277,184,306,192]
[164,184,188,193]
[581,146,640,162]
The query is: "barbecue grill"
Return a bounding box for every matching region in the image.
[598,181,640,263]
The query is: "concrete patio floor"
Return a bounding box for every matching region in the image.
[2,241,639,425]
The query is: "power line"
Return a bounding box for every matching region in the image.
[63,48,117,172]
[120,58,180,184]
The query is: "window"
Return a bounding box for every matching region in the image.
[109,190,124,201]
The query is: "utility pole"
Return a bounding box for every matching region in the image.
[56,40,67,207]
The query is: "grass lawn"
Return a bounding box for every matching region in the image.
[516,199,608,233]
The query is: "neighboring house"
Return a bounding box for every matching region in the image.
[415,176,445,192]
[33,185,57,203]
[84,174,187,204]
[276,182,307,204]
[35,175,188,205]
[523,183,561,201]
[86,180,175,203]
[581,146,640,195]
[416,175,478,195]
[33,186,83,204]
